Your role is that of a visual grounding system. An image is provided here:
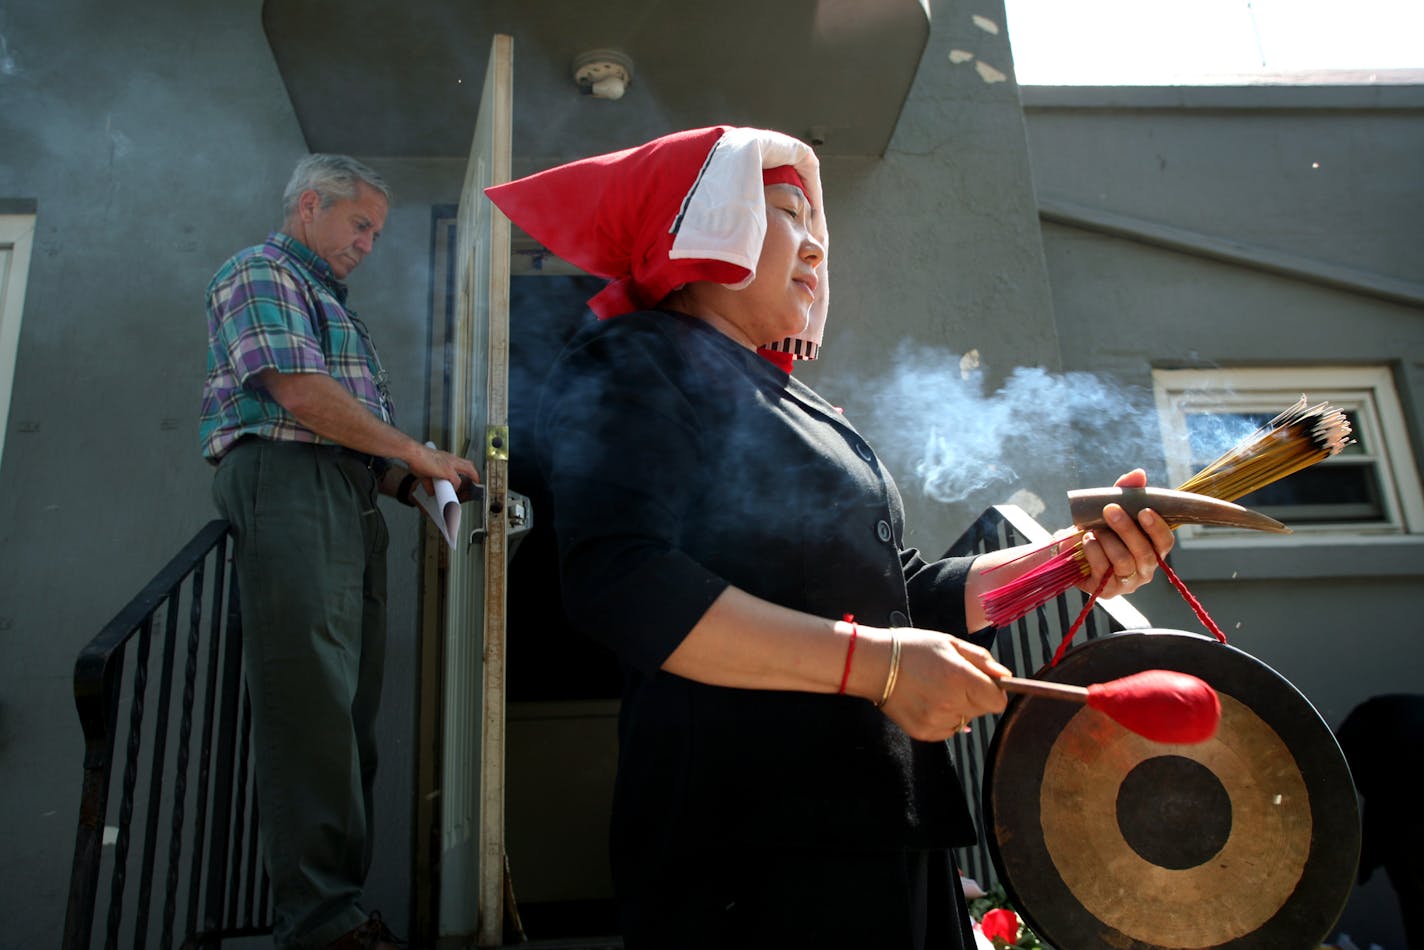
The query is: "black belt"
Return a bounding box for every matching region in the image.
[228,436,384,474]
[330,444,383,472]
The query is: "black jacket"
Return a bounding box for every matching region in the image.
[536,310,981,886]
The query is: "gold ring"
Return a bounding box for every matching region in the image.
[955,715,969,733]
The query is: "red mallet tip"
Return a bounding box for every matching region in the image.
[1087,669,1221,744]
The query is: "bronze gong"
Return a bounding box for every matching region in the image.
[982,629,1359,949]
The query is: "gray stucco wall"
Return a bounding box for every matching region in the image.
[1022,85,1424,949]
[1024,85,1424,281]
[0,1,422,942]
[1020,84,1424,707]
[804,0,1067,553]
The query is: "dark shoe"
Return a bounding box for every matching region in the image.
[324,911,408,950]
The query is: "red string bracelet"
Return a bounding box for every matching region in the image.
[838,613,858,694]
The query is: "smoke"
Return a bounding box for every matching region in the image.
[840,342,1165,505]
[1182,408,1276,462]
[0,26,19,78]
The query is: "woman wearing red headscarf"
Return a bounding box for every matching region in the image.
[487,127,1172,949]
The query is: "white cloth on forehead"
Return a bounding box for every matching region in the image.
[671,127,831,359]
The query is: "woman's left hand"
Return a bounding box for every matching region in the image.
[1076,468,1176,598]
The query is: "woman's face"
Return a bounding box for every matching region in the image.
[671,183,826,350]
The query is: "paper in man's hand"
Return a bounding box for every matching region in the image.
[413,441,465,549]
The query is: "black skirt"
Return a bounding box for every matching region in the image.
[618,846,977,950]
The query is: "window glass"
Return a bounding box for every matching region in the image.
[1153,367,1423,540]
[1183,409,1384,524]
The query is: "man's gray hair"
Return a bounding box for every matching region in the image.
[282,154,392,218]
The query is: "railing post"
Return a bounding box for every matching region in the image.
[201,564,247,936]
[163,556,207,948]
[944,504,1151,892]
[64,520,271,950]
[185,534,228,944]
[61,644,125,950]
[132,598,182,948]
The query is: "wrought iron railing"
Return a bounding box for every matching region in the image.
[944,505,1150,890]
[62,505,1146,944]
[63,520,273,950]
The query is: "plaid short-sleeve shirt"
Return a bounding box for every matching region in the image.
[199,232,395,462]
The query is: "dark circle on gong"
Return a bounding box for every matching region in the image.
[1116,755,1233,870]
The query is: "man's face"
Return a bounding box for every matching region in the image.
[298,183,388,279]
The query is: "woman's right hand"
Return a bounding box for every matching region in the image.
[657,589,1011,733]
[869,629,1010,742]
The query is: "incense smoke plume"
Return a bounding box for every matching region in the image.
[0,29,17,78]
[837,342,1166,507]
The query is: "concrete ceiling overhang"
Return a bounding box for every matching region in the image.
[262,0,931,163]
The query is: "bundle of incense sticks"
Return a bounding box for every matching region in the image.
[981,396,1353,627]
[1175,396,1354,499]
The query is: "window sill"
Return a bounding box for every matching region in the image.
[1171,534,1424,581]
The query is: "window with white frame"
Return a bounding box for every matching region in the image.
[1152,367,1424,542]
[1,213,37,478]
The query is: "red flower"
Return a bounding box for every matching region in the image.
[981,908,1021,945]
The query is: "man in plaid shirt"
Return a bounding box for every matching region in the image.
[201,154,479,950]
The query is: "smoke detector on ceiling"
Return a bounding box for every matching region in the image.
[573,49,634,100]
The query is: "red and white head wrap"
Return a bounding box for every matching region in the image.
[484,125,829,366]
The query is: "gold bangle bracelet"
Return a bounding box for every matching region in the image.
[875,633,902,709]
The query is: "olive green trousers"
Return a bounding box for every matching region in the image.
[213,439,389,949]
